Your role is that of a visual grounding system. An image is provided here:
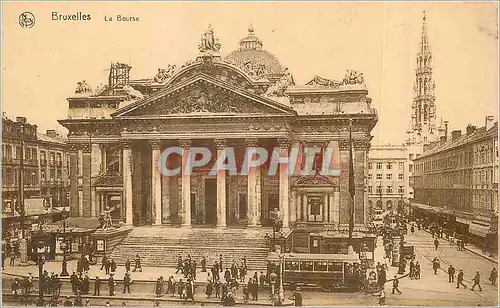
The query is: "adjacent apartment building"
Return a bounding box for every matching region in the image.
[2,115,69,218]
[412,116,498,252]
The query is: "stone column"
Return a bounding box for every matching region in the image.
[215,139,227,228]
[302,194,308,222]
[151,140,162,226]
[278,138,291,228]
[82,144,92,218]
[324,193,329,222]
[246,138,260,227]
[290,190,297,225]
[179,139,192,227]
[122,141,133,226]
[333,188,340,227]
[100,193,104,214]
[69,144,79,217]
[297,193,302,222]
[162,171,171,224]
[329,193,335,224]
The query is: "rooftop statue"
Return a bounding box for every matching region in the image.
[75,80,93,95]
[342,70,365,85]
[198,25,221,53]
[266,67,294,97]
[154,64,177,83]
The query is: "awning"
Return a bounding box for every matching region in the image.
[469,222,491,238]
[456,217,472,225]
[411,202,440,213]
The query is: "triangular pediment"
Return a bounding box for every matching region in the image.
[112,74,295,118]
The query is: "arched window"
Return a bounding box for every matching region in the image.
[376,200,382,209]
[386,200,393,209]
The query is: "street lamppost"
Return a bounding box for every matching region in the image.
[60,207,69,277]
[32,227,50,306]
[278,253,284,304]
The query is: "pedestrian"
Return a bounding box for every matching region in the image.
[63,296,73,307]
[11,278,20,296]
[108,274,116,296]
[409,260,415,279]
[378,289,386,306]
[93,276,101,296]
[205,280,213,299]
[410,224,415,234]
[392,276,401,295]
[432,258,440,275]
[242,284,249,304]
[176,255,183,274]
[201,256,207,272]
[84,299,91,307]
[489,268,497,286]
[105,258,111,275]
[9,249,16,266]
[215,280,221,299]
[434,238,439,250]
[219,254,224,273]
[70,272,78,294]
[288,286,303,306]
[125,258,131,273]
[456,269,467,289]
[177,279,184,299]
[471,270,482,291]
[448,265,455,283]
[415,261,421,279]
[123,273,132,294]
[224,268,232,283]
[185,279,195,302]
[100,255,107,271]
[110,259,117,273]
[155,277,163,297]
[82,275,90,295]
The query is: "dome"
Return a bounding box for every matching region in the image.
[224,25,284,78]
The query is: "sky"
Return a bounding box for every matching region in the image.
[2,2,498,145]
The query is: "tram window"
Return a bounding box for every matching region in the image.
[300,261,313,271]
[314,261,328,271]
[285,261,299,270]
[327,261,343,272]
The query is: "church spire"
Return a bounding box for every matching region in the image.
[406,10,437,146]
[419,11,430,53]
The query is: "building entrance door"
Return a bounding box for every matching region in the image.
[205,179,217,225]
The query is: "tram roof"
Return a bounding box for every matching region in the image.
[267,252,360,262]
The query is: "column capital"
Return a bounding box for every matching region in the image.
[122,140,133,150]
[277,138,291,150]
[81,143,92,153]
[149,139,162,150]
[214,138,227,149]
[245,138,259,148]
[68,143,80,152]
[178,139,192,149]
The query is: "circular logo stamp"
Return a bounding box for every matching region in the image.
[19,12,35,28]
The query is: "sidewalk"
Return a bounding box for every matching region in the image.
[419,226,498,264]
[2,259,233,284]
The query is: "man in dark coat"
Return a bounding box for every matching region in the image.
[133,254,142,272]
[224,268,232,283]
[219,254,224,273]
[155,277,163,297]
[93,276,101,296]
[456,269,467,289]
[108,274,115,296]
[81,275,90,295]
[125,258,131,273]
[201,256,207,272]
[123,273,132,294]
[448,265,456,283]
[471,270,482,291]
[392,276,402,294]
[70,272,78,294]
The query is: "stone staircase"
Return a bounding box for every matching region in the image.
[108,227,271,270]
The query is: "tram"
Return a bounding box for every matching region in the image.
[267,252,363,291]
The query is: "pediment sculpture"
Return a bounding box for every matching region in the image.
[242,61,267,80]
[342,70,364,85]
[306,75,341,87]
[154,64,177,83]
[75,80,93,94]
[169,92,239,114]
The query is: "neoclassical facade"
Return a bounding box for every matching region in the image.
[59,26,377,230]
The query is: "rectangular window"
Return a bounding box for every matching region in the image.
[376,173,382,180]
[386,163,392,170]
[56,153,62,164]
[398,162,404,169]
[376,162,382,170]
[41,170,46,181]
[308,196,323,216]
[398,174,403,180]
[49,152,55,165]
[376,186,382,194]
[50,168,55,180]
[368,162,373,169]
[368,186,373,193]
[41,151,46,162]
[409,165,413,173]
[386,186,393,193]
[398,186,404,193]
[368,174,373,180]
[386,174,392,180]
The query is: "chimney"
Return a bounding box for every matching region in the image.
[16,117,27,124]
[444,120,449,140]
[485,115,494,131]
[440,136,447,145]
[451,130,461,141]
[46,130,57,138]
[466,124,476,135]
